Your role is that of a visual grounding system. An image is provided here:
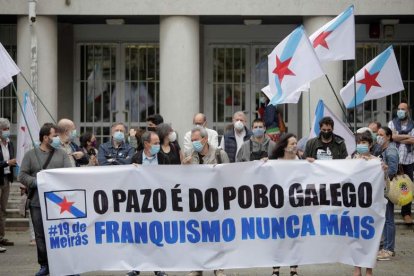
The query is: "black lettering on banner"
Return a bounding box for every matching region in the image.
[319,184,331,205]
[342,183,356,207]
[253,184,268,208]
[140,189,152,213]
[330,183,341,206]
[223,187,237,210]
[189,189,203,212]
[289,183,303,207]
[112,190,126,212]
[358,182,372,208]
[269,184,284,208]
[238,185,252,209]
[153,189,167,212]
[126,190,140,212]
[205,188,219,212]
[93,190,108,214]
[171,184,183,212]
[304,184,319,206]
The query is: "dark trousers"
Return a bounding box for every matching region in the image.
[401,163,414,217]
[30,206,48,266]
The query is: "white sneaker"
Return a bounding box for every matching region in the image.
[377,249,394,261]
[214,269,226,276]
[0,246,6,253]
[187,272,202,276]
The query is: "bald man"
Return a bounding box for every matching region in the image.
[57,118,88,167]
[183,113,218,156]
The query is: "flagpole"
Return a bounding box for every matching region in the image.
[353,65,357,133]
[11,82,43,168]
[308,87,311,132]
[19,72,56,124]
[324,74,352,129]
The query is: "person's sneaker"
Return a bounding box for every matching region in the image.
[0,238,14,246]
[188,272,203,276]
[377,249,394,261]
[29,239,36,246]
[214,269,226,276]
[35,265,49,276]
[0,246,6,253]
[156,272,168,276]
[126,271,140,276]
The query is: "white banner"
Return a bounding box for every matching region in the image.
[37,160,386,275]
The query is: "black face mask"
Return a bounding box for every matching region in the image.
[321,131,333,140]
[147,127,156,132]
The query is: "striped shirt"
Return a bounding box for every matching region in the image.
[388,120,414,165]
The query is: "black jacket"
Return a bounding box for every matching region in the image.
[0,140,15,185]
[304,134,348,160]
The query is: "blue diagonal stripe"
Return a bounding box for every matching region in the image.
[281,25,304,61]
[314,100,324,135]
[46,192,86,218]
[347,46,393,109]
[326,6,354,32]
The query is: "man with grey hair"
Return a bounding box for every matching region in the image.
[183,113,218,156]
[0,118,16,252]
[98,122,135,165]
[219,111,252,163]
[57,118,88,167]
[183,127,228,276]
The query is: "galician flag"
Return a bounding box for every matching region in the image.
[309,99,355,155]
[16,93,40,166]
[265,25,324,105]
[0,42,20,90]
[309,6,355,61]
[340,46,404,109]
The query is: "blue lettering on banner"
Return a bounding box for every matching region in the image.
[48,222,89,249]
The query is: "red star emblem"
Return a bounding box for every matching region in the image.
[272,55,295,83]
[357,69,381,93]
[313,31,332,49]
[57,196,75,214]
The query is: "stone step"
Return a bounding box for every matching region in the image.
[5,217,29,231]
[6,208,27,218]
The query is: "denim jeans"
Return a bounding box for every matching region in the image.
[383,199,395,252]
[30,206,48,266]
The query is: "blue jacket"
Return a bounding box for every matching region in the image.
[382,142,399,178]
[223,127,252,163]
[98,140,135,165]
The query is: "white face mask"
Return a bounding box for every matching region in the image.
[234,120,244,131]
[168,131,177,142]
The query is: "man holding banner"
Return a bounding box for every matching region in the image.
[19,123,73,276]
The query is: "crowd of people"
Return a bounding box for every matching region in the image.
[0,100,413,276]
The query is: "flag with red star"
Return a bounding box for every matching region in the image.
[45,190,87,220]
[264,25,324,105]
[309,6,355,61]
[340,46,404,109]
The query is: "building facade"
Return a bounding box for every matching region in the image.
[1,0,413,144]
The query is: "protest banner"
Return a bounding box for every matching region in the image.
[37,159,386,275]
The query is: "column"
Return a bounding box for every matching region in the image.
[17,15,58,125]
[160,16,199,139]
[302,16,343,136]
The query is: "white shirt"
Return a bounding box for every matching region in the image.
[1,139,11,175]
[183,127,219,156]
[219,128,246,156]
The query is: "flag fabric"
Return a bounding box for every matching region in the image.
[309,6,355,61]
[0,42,20,90]
[340,46,404,109]
[16,93,41,166]
[309,99,355,155]
[265,25,324,105]
[44,190,87,220]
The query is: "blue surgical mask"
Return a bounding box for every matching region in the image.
[252,128,265,137]
[113,131,125,143]
[356,144,369,154]
[150,144,160,156]
[50,136,61,149]
[1,130,10,139]
[192,140,204,152]
[70,129,77,141]
[397,110,407,120]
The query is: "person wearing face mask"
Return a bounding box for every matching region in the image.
[376,126,399,262]
[19,123,73,276]
[219,111,252,163]
[236,119,276,162]
[182,126,228,276]
[79,132,99,166]
[388,101,414,224]
[0,118,17,251]
[146,114,164,132]
[356,127,382,156]
[304,116,348,161]
[57,118,88,167]
[98,123,135,165]
[183,113,218,156]
[155,123,182,164]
